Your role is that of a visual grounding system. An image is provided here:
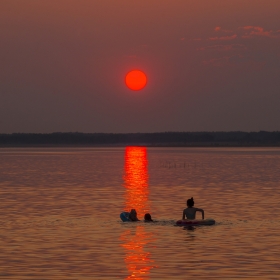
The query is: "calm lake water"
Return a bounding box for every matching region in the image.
[1,147,280,279]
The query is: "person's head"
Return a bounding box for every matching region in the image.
[130,209,137,218]
[144,213,153,222]
[130,208,137,214]
[129,209,139,221]
[187,197,194,207]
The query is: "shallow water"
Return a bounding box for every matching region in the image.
[1,147,280,279]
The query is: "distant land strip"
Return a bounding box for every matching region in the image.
[0,131,280,147]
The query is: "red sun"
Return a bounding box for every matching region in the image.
[125,70,147,91]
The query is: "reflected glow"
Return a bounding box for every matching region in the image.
[121,147,156,279]
[123,147,149,218]
[120,228,156,280]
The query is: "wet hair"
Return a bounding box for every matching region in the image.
[130,209,137,218]
[187,197,194,207]
[144,213,153,221]
[129,209,139,221]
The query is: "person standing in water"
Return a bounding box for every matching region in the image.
[182,197,204,220]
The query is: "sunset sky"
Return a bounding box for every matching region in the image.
[1,0,280,133]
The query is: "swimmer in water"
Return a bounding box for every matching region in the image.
[129,209,140,221]
[182,197,204,220]
[144,213,153,222]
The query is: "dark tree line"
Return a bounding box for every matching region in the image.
[0,131,280,147]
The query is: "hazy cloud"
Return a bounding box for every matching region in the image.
[241,26,280,38]
[198,44,246,51]
[195,24,280,69]
[209,34,237,41]
[214,26,234,33]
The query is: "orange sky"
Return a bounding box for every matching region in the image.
[1,1,280,133]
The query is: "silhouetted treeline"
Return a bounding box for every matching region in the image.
[0,131,280,147]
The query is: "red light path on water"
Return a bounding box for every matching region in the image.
[123,146,149,218]
[121,147,157,279]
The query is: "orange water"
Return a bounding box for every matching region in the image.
[1,147,280,279]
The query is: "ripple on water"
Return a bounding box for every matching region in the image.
[1,147,280,279]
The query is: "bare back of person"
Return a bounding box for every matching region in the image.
[183,207,202,220]
[182,197,204,220]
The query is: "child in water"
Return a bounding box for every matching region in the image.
[144,213,153,222]
[129,209,140,221]
[182,197,204,220]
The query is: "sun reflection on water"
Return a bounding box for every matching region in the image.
[123,146,149,218]
[121,147,156,279]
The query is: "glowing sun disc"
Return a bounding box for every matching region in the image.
[125,70,147,91]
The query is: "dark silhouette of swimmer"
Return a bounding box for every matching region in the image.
[182,197,204,220]
[129,209,140,221]
[144,213,153,222]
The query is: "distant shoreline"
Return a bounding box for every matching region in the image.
[1,131,280,147]
[1,144,280,148]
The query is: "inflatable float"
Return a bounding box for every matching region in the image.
[176,218,215,226]
[120,212,130,222]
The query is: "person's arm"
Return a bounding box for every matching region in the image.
[182,210,186,220]
[196,208,204,219]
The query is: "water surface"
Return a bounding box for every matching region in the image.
[1,147,280,279]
